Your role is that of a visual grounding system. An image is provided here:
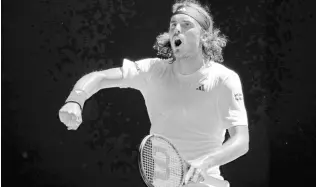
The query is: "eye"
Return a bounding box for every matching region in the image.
[170,23,176,28]
[184,22,191,27]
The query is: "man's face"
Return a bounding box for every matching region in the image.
[169,14,202,59]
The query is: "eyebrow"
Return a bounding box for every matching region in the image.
[170,19,193,24]
[170,20,176,24]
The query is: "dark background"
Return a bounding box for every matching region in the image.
[2,0,316,186]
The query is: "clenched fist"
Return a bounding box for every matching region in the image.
[59,102,83,130]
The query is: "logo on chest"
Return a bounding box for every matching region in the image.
[195,77,208,92]
[196,84,206,92]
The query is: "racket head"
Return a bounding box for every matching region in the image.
[138,134,187,187]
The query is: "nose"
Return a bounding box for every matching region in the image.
[174,23,181,34]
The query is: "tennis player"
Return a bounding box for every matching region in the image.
[59,0,249,186]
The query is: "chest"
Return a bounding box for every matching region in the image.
[142,71,219,115]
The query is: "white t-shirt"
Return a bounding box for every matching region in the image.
[119,58,248,179]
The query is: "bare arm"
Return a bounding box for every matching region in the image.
[65,58,155,109]
[66,67,125,108]
[190,71,249,169]
[202,125,249,168]
[203,71,249,167]
[72,68,124,99]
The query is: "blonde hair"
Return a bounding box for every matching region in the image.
[153,0,228,63]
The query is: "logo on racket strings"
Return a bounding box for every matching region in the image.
[152,146,171,181]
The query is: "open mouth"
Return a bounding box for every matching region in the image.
[174,39,182,47]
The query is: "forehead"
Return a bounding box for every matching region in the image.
[170,14,198,24]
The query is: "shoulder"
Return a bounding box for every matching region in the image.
[122,57,171,74]
[211,62,239,82]
[134,57,171,65]
[134,57,171,71]
[210,63,244,93]
[202,62,238,88]
[201,62,244,93]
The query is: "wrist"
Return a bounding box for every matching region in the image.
[203,155,216,170]
[65,89,88,110]
[65,101,83,111]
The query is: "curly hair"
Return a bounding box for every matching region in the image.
[153,0,228,63]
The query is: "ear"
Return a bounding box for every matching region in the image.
[200,30,208,40]
[199,30,207,47]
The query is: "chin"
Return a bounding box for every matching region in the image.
[173,48,186,57]
[173,51,184,59]
[176,51,194,59]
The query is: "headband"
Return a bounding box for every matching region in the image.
[173,6,210,30]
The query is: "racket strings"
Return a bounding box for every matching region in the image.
[141,137,185,187]
[143,140,155,183]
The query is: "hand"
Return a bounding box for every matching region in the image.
[59,102,83,130]
[184,156,209,185]
[188,156,209,170]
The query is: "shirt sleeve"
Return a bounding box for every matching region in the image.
[218,71,248,129]
[119,58,161,89]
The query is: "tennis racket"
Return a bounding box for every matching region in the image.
[138,134,230,187]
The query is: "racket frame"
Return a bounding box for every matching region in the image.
[138,134,188,187]
[138,134,230,187]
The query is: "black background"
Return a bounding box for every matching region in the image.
[2,0,316,186]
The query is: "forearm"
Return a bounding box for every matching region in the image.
[203,132,249,168]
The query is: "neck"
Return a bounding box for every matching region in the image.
[174,53,205,75]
